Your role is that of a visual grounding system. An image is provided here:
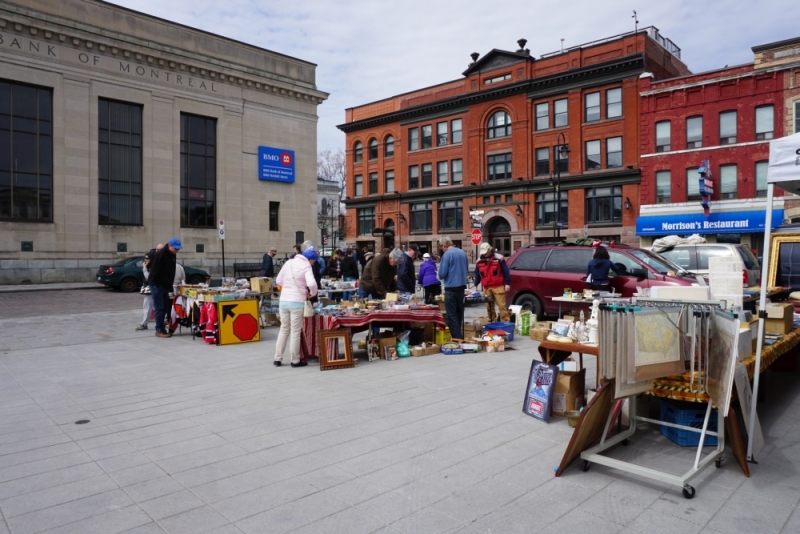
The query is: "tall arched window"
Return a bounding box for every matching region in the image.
[487,111,511,139]
[384,135,395,157]
[368,138,378,160]
[354,141,363,163]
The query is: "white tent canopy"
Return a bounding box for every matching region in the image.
[749,131,800,460]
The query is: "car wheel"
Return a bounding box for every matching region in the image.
[187,274,204,285]
[120,277,139,293]
[515,293,543,318]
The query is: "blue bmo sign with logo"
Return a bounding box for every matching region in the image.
[258,146,295,183]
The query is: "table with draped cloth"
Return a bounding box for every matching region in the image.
[299,308,446,361]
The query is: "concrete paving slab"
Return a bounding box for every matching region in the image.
[0,289,798,534]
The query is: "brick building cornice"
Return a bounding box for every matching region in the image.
[337,54,646,133]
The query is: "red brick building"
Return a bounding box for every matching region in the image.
[637,36,800,255]
[339,28,689,260]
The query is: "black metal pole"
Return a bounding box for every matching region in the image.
[221,239,226,278]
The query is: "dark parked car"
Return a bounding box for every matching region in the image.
[506,244,697,318]
[96,256,209,292]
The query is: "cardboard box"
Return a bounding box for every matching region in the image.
[250,277,273,293]
[530,321,552,341]
[411,344,440,357]
[463,324,484,339]
[757,303,794,334]
[552,367,586,416]
[377,335,397,359]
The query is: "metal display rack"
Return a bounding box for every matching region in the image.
[580,298,728,499]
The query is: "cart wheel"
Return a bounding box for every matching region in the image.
[582,460,590,472]
[682,486,696,499]
[622,439,631,446]
[715,459,722,469]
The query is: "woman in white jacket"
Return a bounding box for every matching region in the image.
[273,248,319,367]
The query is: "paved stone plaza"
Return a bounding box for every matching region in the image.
[1,288,799,533]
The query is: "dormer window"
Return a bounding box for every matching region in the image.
[484,73,512,85]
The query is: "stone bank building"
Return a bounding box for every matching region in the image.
[0,0,327,284]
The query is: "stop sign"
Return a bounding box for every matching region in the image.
[471,229,482,245]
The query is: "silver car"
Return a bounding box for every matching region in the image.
[657,243,761,286]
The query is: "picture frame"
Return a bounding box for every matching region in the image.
[767,233,800,289]
[318,329,355,371]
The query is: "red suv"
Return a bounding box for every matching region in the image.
[506,244,697,317]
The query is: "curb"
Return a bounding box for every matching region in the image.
[0,284,106,294]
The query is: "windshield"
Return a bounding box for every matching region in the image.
[628,249,689,275]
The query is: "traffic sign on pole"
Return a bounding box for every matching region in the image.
[471,229,482,245]
[471,222,483,229]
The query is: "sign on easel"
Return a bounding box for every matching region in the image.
[522,361,558,423]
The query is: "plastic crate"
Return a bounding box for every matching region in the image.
[660,399,718,447]
[483,321,514,341]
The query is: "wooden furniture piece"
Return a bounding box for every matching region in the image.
[537,339,598,372]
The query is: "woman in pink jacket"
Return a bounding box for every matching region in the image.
[273,248,319,367]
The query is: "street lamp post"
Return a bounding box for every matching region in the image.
[549,133,570,241]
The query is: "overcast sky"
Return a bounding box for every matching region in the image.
[110,0,799,154]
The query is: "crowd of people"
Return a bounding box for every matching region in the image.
[137,235,521,361]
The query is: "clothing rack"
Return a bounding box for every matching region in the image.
[581,298,729,499]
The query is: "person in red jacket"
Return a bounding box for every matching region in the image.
[474,242,511,322]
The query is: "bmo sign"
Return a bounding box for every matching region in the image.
[258,146,295,183]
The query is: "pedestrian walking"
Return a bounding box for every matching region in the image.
[259,247,277,277]
[136,251,154,331]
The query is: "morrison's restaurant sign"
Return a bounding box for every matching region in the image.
[636,209,784,236]
[0,33,227,95]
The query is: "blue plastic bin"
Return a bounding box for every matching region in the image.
[660,399,718,447]
[483,321,514,341]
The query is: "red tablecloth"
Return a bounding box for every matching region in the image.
[299,308,445,360]
[336,308,446,330]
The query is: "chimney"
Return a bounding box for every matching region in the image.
[517,39,530,55]
[469,52,479,66]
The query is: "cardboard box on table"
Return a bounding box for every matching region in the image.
[250,277,273,293]
[530,321,553,342]
[756,303,795,335]
[551,366,586,416]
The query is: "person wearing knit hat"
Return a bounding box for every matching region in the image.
[417,251,441,304]
[273,246,319,368]
[302,248,319,262]
[474,242,511,323]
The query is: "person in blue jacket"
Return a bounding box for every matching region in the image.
[437,236,468,339]
[586,245,624,291]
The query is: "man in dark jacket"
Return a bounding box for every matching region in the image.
[396,244,419,296]
[357,248,403,300]
[259,247,276,277]
[148,238,180,338]
[340,248,359,301]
